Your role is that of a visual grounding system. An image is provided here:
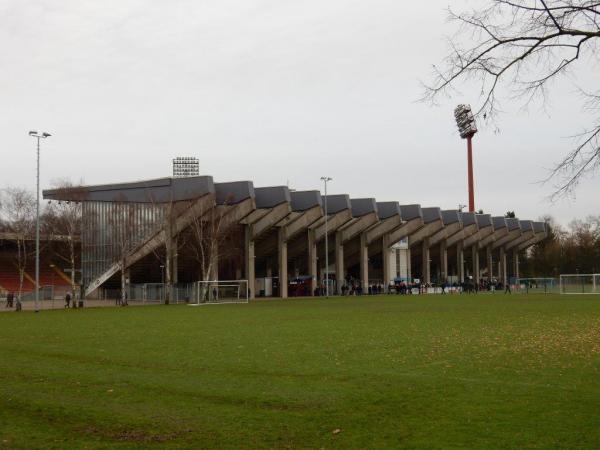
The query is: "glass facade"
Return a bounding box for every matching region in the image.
[81,201,166,288]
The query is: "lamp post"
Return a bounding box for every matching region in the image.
[454,105,478,212]
[29,131,51,313]
[320,177,332,297]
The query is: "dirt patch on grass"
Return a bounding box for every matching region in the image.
[82,425,189,443]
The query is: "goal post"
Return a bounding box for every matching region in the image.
[559,274,600,295]
[189,280,249,305]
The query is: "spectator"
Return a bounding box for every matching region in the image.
[65,292,71,308]
[6,291,14,308]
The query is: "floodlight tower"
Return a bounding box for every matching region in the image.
[320,176,332,297]
[454,105,478,212]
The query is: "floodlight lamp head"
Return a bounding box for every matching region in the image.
[42,132,51,138]
[453,104,478,139]
[29,130,38,136]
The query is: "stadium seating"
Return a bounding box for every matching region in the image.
[0,253,70,293]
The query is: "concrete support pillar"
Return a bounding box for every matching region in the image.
[472,244,480,283]
[360,233,369,291]
[407,247,412,281]
[382,234,392,291]
[513,252,520,281]
[499,247,507,285]
[456,241,464,283]
[278,228,288,298]
[308,229,317,296]
[172,235,178,284]
[164,214,173,303]
[486,245,492,281]
[440,240,448,282]
[244,225,255,299]
[335,231,344,294]
[421,238,431,284]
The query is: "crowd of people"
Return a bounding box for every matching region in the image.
[312,276,514,296]
[3,290,80,311]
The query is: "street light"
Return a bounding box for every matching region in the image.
[320,177,332,297]
[453,105,478,212]
[29,130,51,313]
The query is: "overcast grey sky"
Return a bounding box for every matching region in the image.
[1,0,598,225]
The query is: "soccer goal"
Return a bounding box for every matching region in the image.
[559,274,600,295]
[189,280,249,305]
[516,278,558,294]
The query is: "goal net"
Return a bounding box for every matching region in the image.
[516,278,558,294]
[559,274,600,295]
[189,280,249,305]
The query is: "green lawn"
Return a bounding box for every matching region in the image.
[2,294,600,449]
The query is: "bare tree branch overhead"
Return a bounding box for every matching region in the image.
[423,0,600,199]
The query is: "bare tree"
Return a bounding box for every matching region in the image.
[106,197,139,306]
[45,180,85,305]
[186,198,238,302]
[0,187,36,301]
[424,1,600,198]
[145,192,177,305]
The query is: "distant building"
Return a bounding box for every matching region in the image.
[172,157,199,178]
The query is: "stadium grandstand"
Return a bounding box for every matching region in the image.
[39,175,547,300]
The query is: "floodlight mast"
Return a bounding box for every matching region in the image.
[320,177,332,297]
[454,105,478,212]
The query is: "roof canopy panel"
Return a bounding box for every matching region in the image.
[506,218,521,231]
[254,186,291,209]
[519,220,534,232]
[492,216,507,230]
[215,181,254,205]
[376,202,401,220]
[460,212,476,226]
[290,190,323,212]
[351,198,377,217]
[399,204,422,221]
[441,210,460,225]
[476,214,492,228]
[323,195,352,214]
[422,207,442,224]
[43,176,214,203]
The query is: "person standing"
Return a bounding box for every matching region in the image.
[6,291,14,308]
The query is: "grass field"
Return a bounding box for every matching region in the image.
[1,294,600,449]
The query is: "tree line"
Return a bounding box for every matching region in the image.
[0,183,81,301]
[520,215,600,277]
